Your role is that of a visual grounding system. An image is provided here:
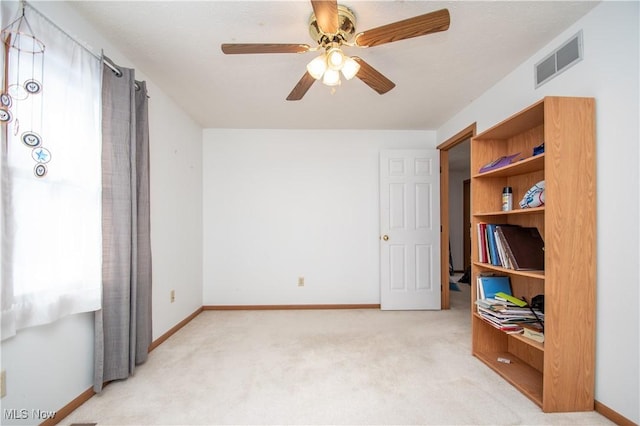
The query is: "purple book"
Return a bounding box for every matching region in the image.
[479,152,521,173]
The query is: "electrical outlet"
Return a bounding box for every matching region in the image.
[298,276,304,287]
[170,290,175,303]
[1,370,6,398]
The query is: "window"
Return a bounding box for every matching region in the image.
[1,5,102,339]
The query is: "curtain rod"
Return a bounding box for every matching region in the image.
[23,1,143,91]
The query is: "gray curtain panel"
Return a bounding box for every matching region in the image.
[94,59,152,392]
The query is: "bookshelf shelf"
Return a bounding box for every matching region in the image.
[474,349,544,407]
[510,330,545,351]
[471,97,596,413]
[473,312,545,351]
[473,206,545,218]
[473,153,545,179]
[473,262,545,280]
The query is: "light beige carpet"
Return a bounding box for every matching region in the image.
[63,285,612,425]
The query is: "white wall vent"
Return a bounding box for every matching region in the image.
[535,31,583,88]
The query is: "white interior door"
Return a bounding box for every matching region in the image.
[380,149,441,310]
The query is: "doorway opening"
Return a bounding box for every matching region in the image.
[437,123,475,309]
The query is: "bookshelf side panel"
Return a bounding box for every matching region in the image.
[543,97,596,412]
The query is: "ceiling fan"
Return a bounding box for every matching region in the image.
[221,0,450,100]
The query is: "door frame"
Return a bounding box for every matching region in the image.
[437,123,476,309]
[463,179,471,270]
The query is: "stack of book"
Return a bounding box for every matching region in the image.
[475,297,544,334]
[477,223,545,270]
[476,276,545,336]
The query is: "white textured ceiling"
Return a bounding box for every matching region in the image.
[67,1,598,130]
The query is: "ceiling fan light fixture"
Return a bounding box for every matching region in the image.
[341,56,360,80]
[326,47,345,71]
[306,54,327,80]
[322,68,341,86]
[222,4,451,100]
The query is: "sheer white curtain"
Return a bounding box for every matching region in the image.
[1,3,102,339]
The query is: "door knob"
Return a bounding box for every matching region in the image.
[382,235,389,241]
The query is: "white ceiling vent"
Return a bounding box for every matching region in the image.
[535,31,583,88]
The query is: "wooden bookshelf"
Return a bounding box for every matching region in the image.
[471,97,596,412]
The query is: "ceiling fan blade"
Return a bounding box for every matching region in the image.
[355,8,450,48]
[352,57,396,95]
[221,43,310,54]
[287,72,317,101]
[311,0,339,35]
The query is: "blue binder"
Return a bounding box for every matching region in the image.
[478,276,512,299]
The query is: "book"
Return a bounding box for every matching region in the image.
[520,323,545,343]
[477,276,511,300]
[486,224,501,266]
[476,304,543,321]
[477,223,488,263]
[475,297,519,309]
[497,226,545,270]
[494,292,527,307]
[476,309,524,333]
[478,152,521,173]
[480,224,518,266]
[477,313,523,331]
[476,298,542,313]
[495,226,515,269]
[494,229,510,268]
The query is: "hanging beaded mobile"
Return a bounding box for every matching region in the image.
[1,3,49,178]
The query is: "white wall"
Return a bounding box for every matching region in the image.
[0,1,203,423]
[146,87,203,338]
[202,130,435,305]
[438,2,639,423]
